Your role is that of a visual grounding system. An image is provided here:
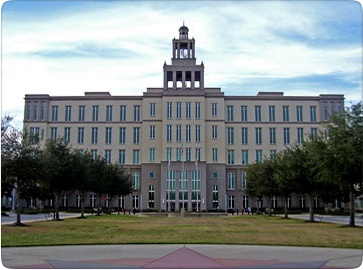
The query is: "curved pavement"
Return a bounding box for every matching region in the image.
[2,244,362,269]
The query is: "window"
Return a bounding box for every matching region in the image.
[195,102,201,119]
[33,102,38,120]
[283,106,289,122]
[241,106,248,122]
[242,150,248,165]
[119,149,125,164]
[133,172,140,190]
[228,195,235,209]
[26,102,32,120]
[105,127,112,144]
[212,148,218,162]
[79,106,85,122]
[167,148,172,162]
[296,106,303,122]
[176,125,182,142]
[269,128,276,144]
[51,127,57,141]
[212,185,218,208]
[255,128,262,145]
[212,126,218,139]
[186,125,191,142]
[166,170,176,201]
[323,103,328,121]
[148,185,155,209]
[310,106,316,122]
[133,127,140,144]
[40,102,45,121]
[297,127,304,144]
[91,127,98,144]
[269,106,275,122]
[65,106,72,122]
[311,127,318,138]
[176,148,182,161]
[227,127,234,144]
[283,128,290,144]
[167,102,172,119]
[92,105,99,122]
[241,127,248,144]
[270,150,277,158]
[227,105,234,121]
[105,150,112,164]
[167,125,172,142]
[106,105,112,122]
[242,195,249,208]
[256,150,263,162]
[91,149,98,160]
[78,127,84,144]
[211,103,217,117]
[64,127,71,143]
[195,125,201,142]
[150,125,156,139]
[149,172,155,179]
[150,103,156,117]
[195,148,201,161]
[331,102,335,115]
[118,127,126,144]
[51,106,58,122]
[242,172,247,190]
[149,148,155,162]
[227,173,235,190]
[212,172,218,179]
[186,148,191,161]
[132,195,139,209]
[134,105,140,121]
[255,106,261,122]
[186,102,191,119]
[120,105,126,121]
[176,102,182,119]
[133,150,140,164]
[227,150,234,164]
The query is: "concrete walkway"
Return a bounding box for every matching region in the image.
[2,244,362,269]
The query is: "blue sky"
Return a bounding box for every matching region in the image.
[1,0,362,127]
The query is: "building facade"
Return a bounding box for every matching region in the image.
[23,25,344,212]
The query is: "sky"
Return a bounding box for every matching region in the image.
[1,0,362,128]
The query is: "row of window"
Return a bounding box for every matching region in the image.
[49,125,317,146]
[227,105,319,123]
[26,101,341,123]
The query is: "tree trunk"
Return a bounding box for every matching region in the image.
[308,193,314,222]
[15,185,22,226]
[349,185,355,227]
[54,193,60,220]
[267,196,272,216]
[80,192,85,218]
[256,197,260,214]
[284,196,288,219]
[108,196,112,214]
[96,194,101,216]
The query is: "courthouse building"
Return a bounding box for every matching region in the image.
[23,25,344,212]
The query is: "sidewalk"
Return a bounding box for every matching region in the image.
[2,244,362,269]
[288,214,363,227]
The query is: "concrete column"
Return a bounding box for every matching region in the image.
[173,71,176,89]
[182,71,186,89]
[177,43,180,58]
[191,71,195,89]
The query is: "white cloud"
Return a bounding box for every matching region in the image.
[1,1,362,128]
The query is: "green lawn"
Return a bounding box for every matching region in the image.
[2,214,362,248]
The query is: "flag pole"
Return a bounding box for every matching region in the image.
[182,143,184,211]
[167,159,170,212]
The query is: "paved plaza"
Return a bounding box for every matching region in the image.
[2,244,363,269]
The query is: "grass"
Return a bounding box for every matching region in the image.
[2,214,362,249]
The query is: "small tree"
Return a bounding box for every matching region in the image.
[325,102,363,227]
[1,116,42,225]
[40,138,76,220]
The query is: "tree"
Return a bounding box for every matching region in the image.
[1,116,42,225]
[325,102,363,226]
[104,164,132,213]
[40,138,77,220]
[246,158,278,216]
[274,148,302,219]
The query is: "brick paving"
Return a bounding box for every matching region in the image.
[2,245,362,269]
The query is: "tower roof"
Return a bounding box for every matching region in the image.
[179,25,189,32]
